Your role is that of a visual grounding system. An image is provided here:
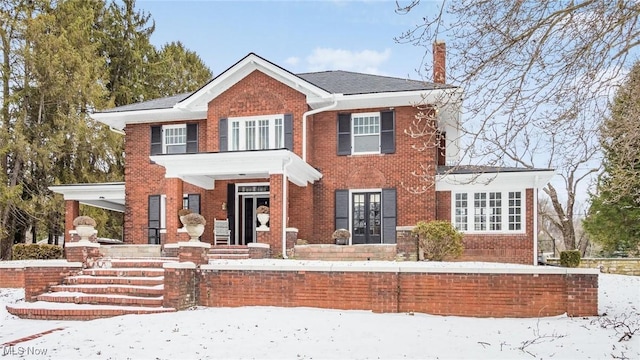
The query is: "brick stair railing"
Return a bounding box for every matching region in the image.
[6,258,178,320]
[208,245,250,260]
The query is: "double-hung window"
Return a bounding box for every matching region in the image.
[453,190,524,233]
[229,115,284,151]
[150,123,198,155]
[337,110,395,155]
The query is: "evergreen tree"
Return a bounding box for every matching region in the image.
[584,62,640,255]
[153,41,212,96]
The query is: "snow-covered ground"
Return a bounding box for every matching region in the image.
[0,273,638,360]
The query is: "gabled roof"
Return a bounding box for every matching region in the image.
[92,53,462,130]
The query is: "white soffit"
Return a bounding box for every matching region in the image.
[435,170,555,191]
[49,183,126,213]
[150,149,322,190]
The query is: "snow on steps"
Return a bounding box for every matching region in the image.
[208,245,250,260]
[6,258,178,320]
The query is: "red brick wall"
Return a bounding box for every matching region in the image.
[197,267,598,317]
[24,265,81,302]
[163,264,198,310]
[0,267,25,288]
[310,106,437,243]
[436,189,535,265]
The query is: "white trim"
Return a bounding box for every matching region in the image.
[150,149,321,189]
[235,182,270,246]
[436,170,555,191]
[533,187,539,266]
[49,183,125,213]
[451,190,526,235]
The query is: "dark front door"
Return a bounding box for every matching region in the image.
[352,192,381,244]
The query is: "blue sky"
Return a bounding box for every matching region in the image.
[137,0,438,80]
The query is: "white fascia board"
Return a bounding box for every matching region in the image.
[176,54,331,110]
[49,183,125,201]
[321,87,463,112]
[90,109,207,131]
[78,200,126,213]
[436,170,555,191]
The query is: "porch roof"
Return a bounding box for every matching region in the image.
[49,182,125,213]
[149,149,322,190]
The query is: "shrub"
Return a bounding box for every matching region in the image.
[412,220,464,261]
[12,244,63,260]
[331,229,351,239]
[73,215,96,227]
[560,250,581,268]
[256,205,270,214]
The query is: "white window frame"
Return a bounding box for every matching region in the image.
[162,124,187,154]
[228,114,284,151]
[351,112,381,155]
[452,190,525,234]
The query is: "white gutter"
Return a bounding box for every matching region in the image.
[282,156,294,258]
[302,97,339,162]
[109,126,125,135]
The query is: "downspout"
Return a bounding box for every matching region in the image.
[302,97,338,162]
[281,156,294,259]
[533,176,539,266]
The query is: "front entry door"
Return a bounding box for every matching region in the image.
[352,192,381,244]
[240,195,269,244]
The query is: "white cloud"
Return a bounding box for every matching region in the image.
[304,48,391,74]
[284,56,300,66]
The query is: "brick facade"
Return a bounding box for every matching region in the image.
[0,266,25,288]
[436,189,536,264]
[119,65,541,264]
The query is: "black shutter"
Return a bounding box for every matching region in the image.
[148,195,161,244]
[219,118,228,152]
[337,113,351,155]
[284,114,293,151]
[335,189,349,230]
[150,126,162,155]
[381,188,397,244]
[186,123,198,153]
[187,194,200,214]
[227,183,235,244]
[380,110,395,154]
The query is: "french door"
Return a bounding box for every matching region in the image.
[352,192,381,244]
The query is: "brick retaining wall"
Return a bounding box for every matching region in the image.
[293,244,397,261]
[0,264,25,288]
[196,262,598,318]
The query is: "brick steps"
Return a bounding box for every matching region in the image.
[208,246,249,260]
[6,257,177,320]
[5,302,175,320]
[36,292,164,307]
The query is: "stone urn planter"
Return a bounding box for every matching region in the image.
[256,205,270,230]
[73,216,97,243]
[332,228,350,245]
[182,213,206,242]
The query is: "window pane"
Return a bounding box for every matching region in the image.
[258,119,269,150]
[489,192,502,231]
[231,121,240,151]
[454,193,468,231]
[164,126,186,154]
[369,193,381,236]
[353,194,366,235]
[474,193,487,231]
[275,118,283,148]
[245,120,255,150]
[508,192,522,230]
[354,135,379,153]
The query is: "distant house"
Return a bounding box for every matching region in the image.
[52,43,553,264]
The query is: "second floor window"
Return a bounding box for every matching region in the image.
[150,123,198,155]
[229,115,284,151]
[164,125,187,154]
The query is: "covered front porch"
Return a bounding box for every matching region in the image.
[148,149,321,256]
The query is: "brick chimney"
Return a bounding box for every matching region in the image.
[433,40,446,84]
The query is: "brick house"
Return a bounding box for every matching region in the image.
[52,44,553,264]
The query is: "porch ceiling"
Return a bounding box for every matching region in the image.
[49,182,125,213]
[149,149,322,190]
